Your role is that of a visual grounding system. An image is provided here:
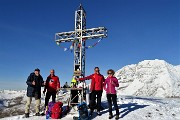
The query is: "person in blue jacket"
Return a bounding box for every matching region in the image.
[25,68,45,118]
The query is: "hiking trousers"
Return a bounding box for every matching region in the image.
[90,90,102,112]
[45,91,56,107]
[107,94,119,115]
[25,97,41,114]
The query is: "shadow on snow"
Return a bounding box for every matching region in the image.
[119,103,149,118]
[90,101,149,119]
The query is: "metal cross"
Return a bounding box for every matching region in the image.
[55,4,107,78]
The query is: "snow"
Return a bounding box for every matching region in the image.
[0,90,26,108]
[0,90,26,100]
[0,95,180,120]
[0,59,180,120]
[114,60,180,97]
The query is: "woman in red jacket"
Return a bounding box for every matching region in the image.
[77,67,105,116]
[104,69,119,119]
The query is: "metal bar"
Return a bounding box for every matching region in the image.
[55,34,107,43]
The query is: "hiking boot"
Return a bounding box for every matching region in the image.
[35,112,41,116]
[97,111,101,116]
[41,112,45,116]
[25,113,29,118]
[115,115,119,119]
[109,114,113,119]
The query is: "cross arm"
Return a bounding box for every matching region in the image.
[81,27,107,40]
[55,31,76,43]
[55,27,107,43]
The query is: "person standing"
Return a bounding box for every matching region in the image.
[104,69,119,119]
[63,82,70,88]
[76,67,105,116]
[43,69,60,108]
[70,76,78,106]
[25,68,45,118]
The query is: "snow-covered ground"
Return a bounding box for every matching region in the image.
[0,59,180,120]
[0,94,180,120]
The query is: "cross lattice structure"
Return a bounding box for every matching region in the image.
[55,4,107,79]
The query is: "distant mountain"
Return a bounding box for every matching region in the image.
[115,59,180,97]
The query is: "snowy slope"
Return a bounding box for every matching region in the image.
[114,59,180,97]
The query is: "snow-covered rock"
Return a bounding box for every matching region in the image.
[115,59,180,97]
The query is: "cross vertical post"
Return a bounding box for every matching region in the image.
[74,4,86,78]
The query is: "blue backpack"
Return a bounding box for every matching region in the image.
[77,102,89,120]
[46,101,55,119]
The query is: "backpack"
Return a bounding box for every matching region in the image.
[64,105,70,115]
[51,102,63,119]
[46,101,55,119]
[77,102,89,120]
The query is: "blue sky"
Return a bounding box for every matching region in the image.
[0,0,179,90]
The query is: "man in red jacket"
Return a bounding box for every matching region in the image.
[76,67,105,116]
[43,69,60,107]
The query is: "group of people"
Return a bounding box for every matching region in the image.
[25,69,60,118]
[76,67,119,119]
[25,67,120,119]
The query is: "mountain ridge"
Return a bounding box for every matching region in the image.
[114,59,180,98]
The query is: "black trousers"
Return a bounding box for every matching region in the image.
[89,90,102,112]
[45,91,56,107]
[107,94,119,115]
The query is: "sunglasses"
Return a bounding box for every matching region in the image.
[108,73,112,74]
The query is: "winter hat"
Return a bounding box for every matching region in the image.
[34,68,40,71]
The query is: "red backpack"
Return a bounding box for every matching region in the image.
[51,102,63,119]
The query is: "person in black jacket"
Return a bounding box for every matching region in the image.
[25,68,45,118]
